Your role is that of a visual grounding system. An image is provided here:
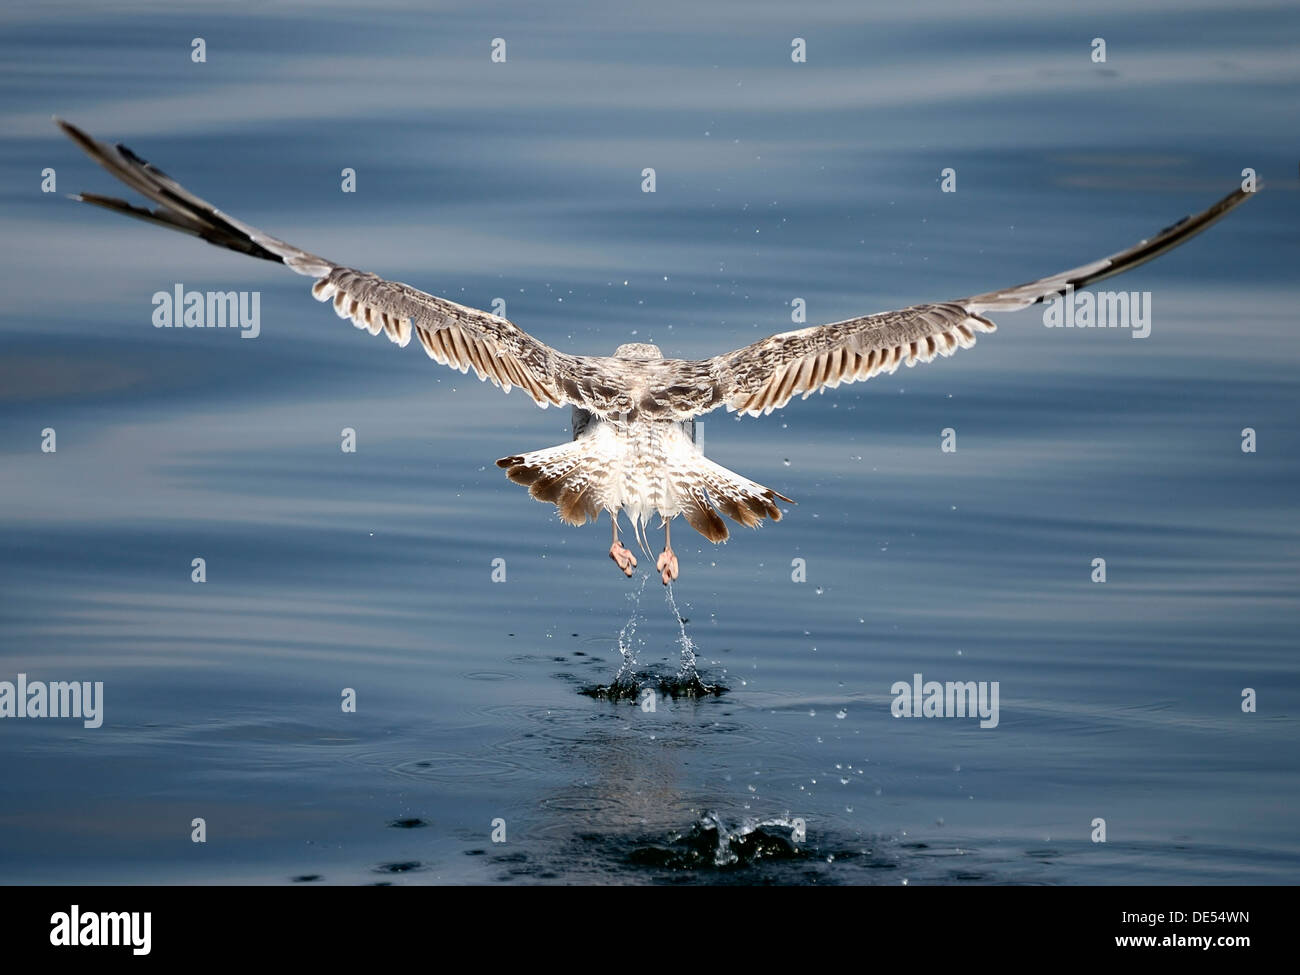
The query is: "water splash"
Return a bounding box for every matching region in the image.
[627,811,808,869]
[612,572,650,684]
[663,581,697,681]
[582,575,725,700]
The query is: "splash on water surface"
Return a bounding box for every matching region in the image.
[627,812,808,869]
[582,575,726,700]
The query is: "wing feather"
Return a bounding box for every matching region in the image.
[704,186,1253,416]
[55,118,614,413]
[59,117,1252,425]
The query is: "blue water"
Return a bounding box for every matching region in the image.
[1,0,1298,884]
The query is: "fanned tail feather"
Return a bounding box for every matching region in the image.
[496,441,602,527]
[497,432,793,546]
[676,455,793,543]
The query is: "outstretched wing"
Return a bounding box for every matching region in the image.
[56,118,631,413]
[704,186,1252,417]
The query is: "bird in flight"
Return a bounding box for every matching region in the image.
[57,119,1251,584]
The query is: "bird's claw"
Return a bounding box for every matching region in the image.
[656,548,679,585]
[609,541,637,577]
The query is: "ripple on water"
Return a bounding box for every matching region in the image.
[539,793,632,815]
[388,753,524,783]
[477,704,615,745]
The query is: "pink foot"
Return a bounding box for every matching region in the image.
[656,548,679,585]
[609,541,637,577]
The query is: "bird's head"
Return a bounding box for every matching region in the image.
[612,342,663,360]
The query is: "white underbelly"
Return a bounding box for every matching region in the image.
[578,416,695,526]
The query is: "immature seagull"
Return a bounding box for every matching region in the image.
[57,119,1252,584]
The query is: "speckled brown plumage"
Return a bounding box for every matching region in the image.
[58,117,1253,554]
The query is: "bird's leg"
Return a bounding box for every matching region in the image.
[656,518,679,585]
[608,512,637,577]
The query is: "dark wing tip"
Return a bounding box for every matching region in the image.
[54,117,97,152]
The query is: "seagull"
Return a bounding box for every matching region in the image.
[56,119,1252,584]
